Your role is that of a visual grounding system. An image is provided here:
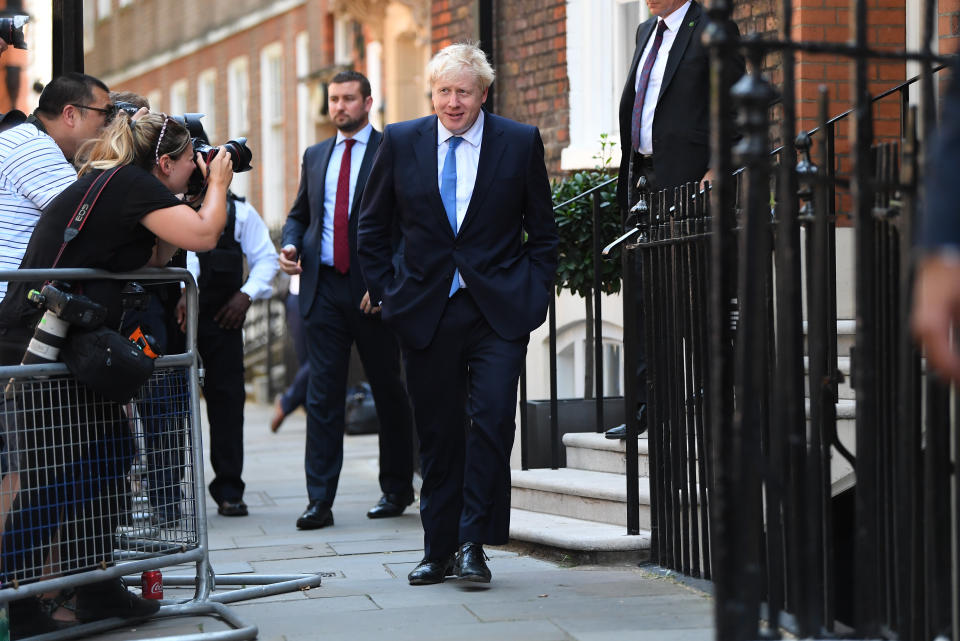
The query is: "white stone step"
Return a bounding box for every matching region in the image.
[511,468,650,528]
[562,432,650,475]
[509,507,650,553]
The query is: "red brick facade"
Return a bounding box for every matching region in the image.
[493,2,568,173]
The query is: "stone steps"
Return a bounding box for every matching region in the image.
[511,468,650,528]
[562,432,649,476]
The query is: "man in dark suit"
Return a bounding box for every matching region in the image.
[279,70,415,530]
[912,62,960,385]
[606,0,744,439]
[358,43,558,586]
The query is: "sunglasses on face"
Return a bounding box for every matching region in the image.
[71,103,119,121]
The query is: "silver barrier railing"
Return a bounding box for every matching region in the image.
[0,267,322,641]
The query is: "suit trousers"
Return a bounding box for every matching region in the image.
[198,315,246,504]
[402,291,528,561]
[303,267,414,507]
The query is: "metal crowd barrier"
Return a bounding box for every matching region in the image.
[0,267,322,641]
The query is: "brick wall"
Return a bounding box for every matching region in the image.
[432,0,477,50]
[494,0,568,173]
[87,2,328,224]
[939,0,960,53]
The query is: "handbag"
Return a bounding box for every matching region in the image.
[51,166,155,402]
[61,325,154,403]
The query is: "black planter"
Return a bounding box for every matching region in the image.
[522,397,625,469]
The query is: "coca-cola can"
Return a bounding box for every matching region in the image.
[141,570,163,600]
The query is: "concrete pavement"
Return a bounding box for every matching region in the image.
[91,400,715,641]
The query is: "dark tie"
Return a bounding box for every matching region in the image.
[631,19,668,152]
[333,138,356,274]
[441,136,463,297]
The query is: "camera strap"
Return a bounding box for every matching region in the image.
[51,166,123,269]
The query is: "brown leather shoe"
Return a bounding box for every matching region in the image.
[270,395,286,433]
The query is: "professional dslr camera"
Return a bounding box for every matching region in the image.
[20,282,106,366]
[113,105,254,197]
[0,14,29,50]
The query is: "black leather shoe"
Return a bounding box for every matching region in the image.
[366,493,414,519]
[75,578,161,622]
[408,556,454,585]
[217,500,248,517]
[454,542,491,583]
[296,501,334,530]
[604,405,648,439]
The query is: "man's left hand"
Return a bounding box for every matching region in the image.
[215,291,252,329]
[360,291,381,315]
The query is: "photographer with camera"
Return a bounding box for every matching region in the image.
[0,111,233,638]
[0,72,114,303]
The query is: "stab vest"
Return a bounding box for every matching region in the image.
[197,197,243,315]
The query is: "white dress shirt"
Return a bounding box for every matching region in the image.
[187,197,279,301]
[635,1,692,156]
[321,122,372,267]
[437,111,484,289]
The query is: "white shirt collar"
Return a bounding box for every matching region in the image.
[660,1,692,32]
[336,121,373,146]
[437,110,484,148]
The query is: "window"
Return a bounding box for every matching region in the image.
[552,320,624,399]
[367,41,384,131]
[562,0,646,170]
[83,4,96,52]
[334,15,354,66]
[119,0,134,7]
[260,43,285,225]
[197,69,218,141]
[97,0,112,19]
[296,32,311,161]
[227,57,250,196]
[146,90,162,113]
[168,80,188,117]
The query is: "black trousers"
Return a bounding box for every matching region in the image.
[197,315,246,504]
[403,291,527,561]
[302,267,414,507]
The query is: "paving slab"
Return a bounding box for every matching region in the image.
[80,399,715,640]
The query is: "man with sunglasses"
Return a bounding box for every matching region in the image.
[0,72,111,303]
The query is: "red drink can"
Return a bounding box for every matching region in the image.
[141,570,163,600]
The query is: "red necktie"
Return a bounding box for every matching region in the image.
[631,19,668,152]
[333,138,356,274]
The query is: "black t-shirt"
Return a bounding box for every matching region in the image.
[0,164,181,333]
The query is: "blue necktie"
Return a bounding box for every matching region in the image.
[441,136,463,297]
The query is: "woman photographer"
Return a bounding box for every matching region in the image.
[0,111,232,638]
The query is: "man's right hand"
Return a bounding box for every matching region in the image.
[279,244,302,275]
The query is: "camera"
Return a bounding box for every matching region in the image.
[193,137,253,174]
[0,14,29,51]
[21,282,106,366]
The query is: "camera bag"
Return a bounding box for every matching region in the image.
[51,166,155,403]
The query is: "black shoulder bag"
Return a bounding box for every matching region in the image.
[54,167,156,404]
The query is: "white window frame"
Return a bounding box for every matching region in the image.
[334,15,354,66]
[562,0,646,170]
[146,90,162,113]
[260,43,285,225]
[197,69,218,142]
[367,41,384,131]
[97,0,113,20]
[227,57,250,197]
[296,32,311,161]
[168,79,188,117]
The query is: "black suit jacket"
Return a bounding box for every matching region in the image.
[617,1,743,211]
[357,112,559,350]
[282,128,382,314]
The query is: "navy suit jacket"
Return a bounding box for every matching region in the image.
[282,129,382,315]
[357,112,558,350]
[924,60,960,249]
[617,1,743,211]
